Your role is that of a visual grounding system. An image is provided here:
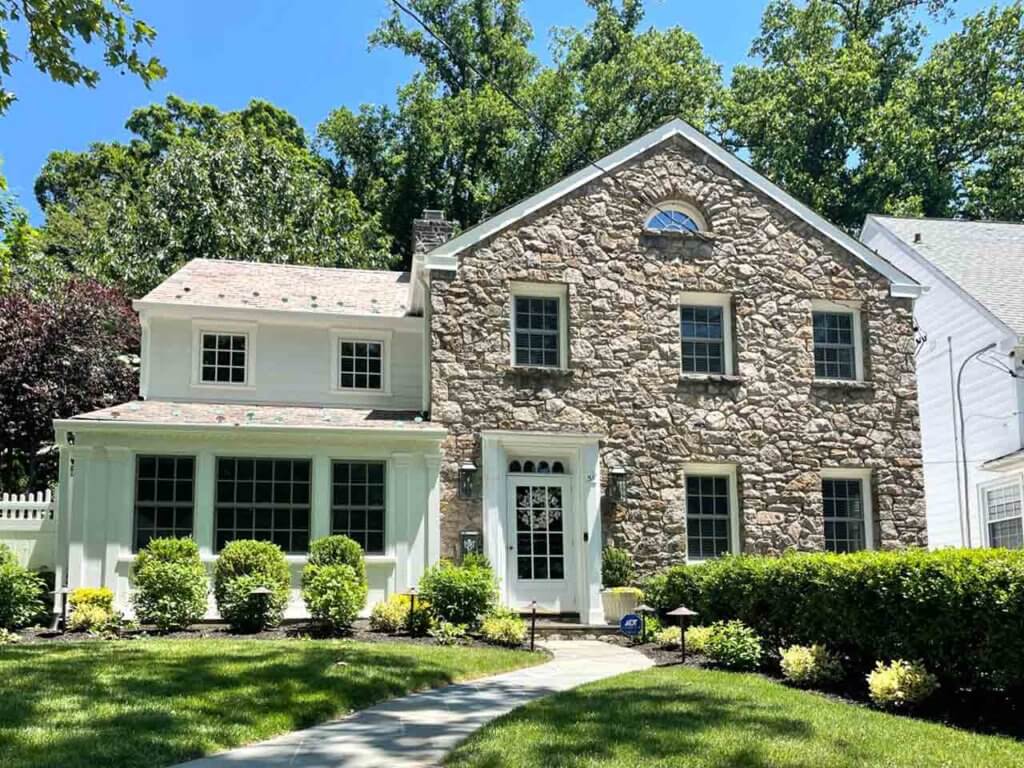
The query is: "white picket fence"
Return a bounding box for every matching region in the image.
[0,490,57,571]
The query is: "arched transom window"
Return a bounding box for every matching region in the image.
[508,458,566,474]
[645,202,707,233]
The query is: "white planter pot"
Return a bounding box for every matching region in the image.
[601,590,640,624]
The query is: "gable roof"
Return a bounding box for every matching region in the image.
[418,118,920,298]
[867,216,1024,336]
[136,258,412,318]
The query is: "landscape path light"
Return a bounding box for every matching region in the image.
[666,605,699,663]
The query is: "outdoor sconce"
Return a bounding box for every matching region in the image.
[458,461,479,499]
[609,466,628,502]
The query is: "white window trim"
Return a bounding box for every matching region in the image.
[683,462,741,563]
[509,281,569,370]
[330,327,393,396]
[644,200,708,232]
[811,299,865,383]
[677,292,734,376]
[820,467,875,551]
[191,320,257,390]
[977,474,1024,549]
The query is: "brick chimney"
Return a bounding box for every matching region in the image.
[412,209,456,256]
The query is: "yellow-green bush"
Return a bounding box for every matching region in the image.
[780,644,844,687]
[685,625,714,655]
[867,659,939,708]
[480,609,527,647]
[68,587,116,632]
[69,587,114,612]
[653,625,681,648]
[704,620,763,670]
[369,593,431,634]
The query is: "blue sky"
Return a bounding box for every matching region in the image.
[0,0,993,224]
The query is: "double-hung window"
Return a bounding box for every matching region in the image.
[511,283,567,369]
[339,340,383,391]
[984,482,1023,549]
[215,458,311,553]
[685,466,739,560]
[812,303,862,381]
[200,332,248,384]
[821,471,873,552]
[331,461,386,554]
[678,294,733,376]
[134,455,195,551]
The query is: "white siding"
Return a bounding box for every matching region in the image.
[58,427,443,618]
[862,220,1023,547]
[142,314,425,410]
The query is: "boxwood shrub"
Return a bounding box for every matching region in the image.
[418,559,497,627]
[213,540,291,632]
[131,537,208,630]
[302,535,369,632]
[645,549,1024,690]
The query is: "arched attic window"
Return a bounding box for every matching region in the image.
[644,202,707,234]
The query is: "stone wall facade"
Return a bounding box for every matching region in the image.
[428,136,925,573]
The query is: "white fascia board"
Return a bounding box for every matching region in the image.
[425,118,921,298]
[863,215,1016,334]
[54,418,447,441]
[132,301,422,331]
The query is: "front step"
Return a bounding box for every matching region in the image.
[521,613,622,640]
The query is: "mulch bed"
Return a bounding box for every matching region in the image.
[598,635,1024,741]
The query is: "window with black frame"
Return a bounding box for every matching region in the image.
[134,455,195,551]
[513,296,561,367]
[822,478,867,552]
[331,461,386,554]
[214,458,310,553]
[686,475,732,559]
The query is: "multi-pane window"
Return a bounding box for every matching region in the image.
[215,458,310,553]
[200,332,247,384]
[331,461,386,555]
[686,475,731,560]
[647,209,701,233]
[339,340,383,390]
[680,306,725,374]
[134,456,195,551]
[822,478,867,552]
[514,296,561,367]
[985,484,1023,549]
[514,484,565,580]
[812,312,856,380]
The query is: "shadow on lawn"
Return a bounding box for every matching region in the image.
[0,641,489,768]
[451,676,883,768]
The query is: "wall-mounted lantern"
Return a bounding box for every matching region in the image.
[609,466,628,502]
[459,461,479,499]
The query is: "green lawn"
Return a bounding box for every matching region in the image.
[446,666,1024,768]
[0,639,542,768]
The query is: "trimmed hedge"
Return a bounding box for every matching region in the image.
[132,537,209,630]
[644,549,1024,690]
[213,540,291,632]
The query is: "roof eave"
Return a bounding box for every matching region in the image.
[54,417,447,440]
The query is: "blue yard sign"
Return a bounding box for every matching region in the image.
[619,613,643,638]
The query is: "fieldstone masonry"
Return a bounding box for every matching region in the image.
[427,136,926,573]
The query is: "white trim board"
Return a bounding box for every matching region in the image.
[420,119,921,299]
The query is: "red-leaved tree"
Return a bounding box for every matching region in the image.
[0,280,139,491]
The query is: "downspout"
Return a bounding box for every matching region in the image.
[947,337,965,546]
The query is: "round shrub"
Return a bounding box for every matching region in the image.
[704,620,763,671]
[369,593,431,635]
[601,546,635,588]
[69,586,114,612]
[480,609,527,647]
[308,535,366,582]
[131,537,208,630]
[685,625,714,655]
[213,540,290,632]
[867,659,939,709]
[68,604,112,633]
[780,644,843,687]
[430,620,467,646]
[418,559,496,627]
[0,547,44,629]
[302,563,367,631]
[654,625,681,649]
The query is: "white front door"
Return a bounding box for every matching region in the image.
[505,476,576,613]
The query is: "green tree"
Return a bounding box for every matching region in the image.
[35,96,393,296]
[0,0,164,114]
[318,0,723,260]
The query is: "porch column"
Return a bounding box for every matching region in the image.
[579,442,605,625]
[391,452,413,591]
[424,452,442,567]
[104,447,133,597]
[195,451,215,558]
[311,454,331,542]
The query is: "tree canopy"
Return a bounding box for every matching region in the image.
[0,0,164,115]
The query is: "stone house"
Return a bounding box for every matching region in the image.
[54,120,925,625]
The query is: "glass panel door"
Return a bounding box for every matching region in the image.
[514,483,565,581]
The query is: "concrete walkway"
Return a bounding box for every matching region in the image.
[177,640,652,768]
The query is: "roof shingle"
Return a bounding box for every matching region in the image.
[875,217,1024,335]
[137,259,412,318]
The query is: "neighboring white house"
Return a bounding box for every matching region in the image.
[860,216,1024,550]
[54,260,447,618]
